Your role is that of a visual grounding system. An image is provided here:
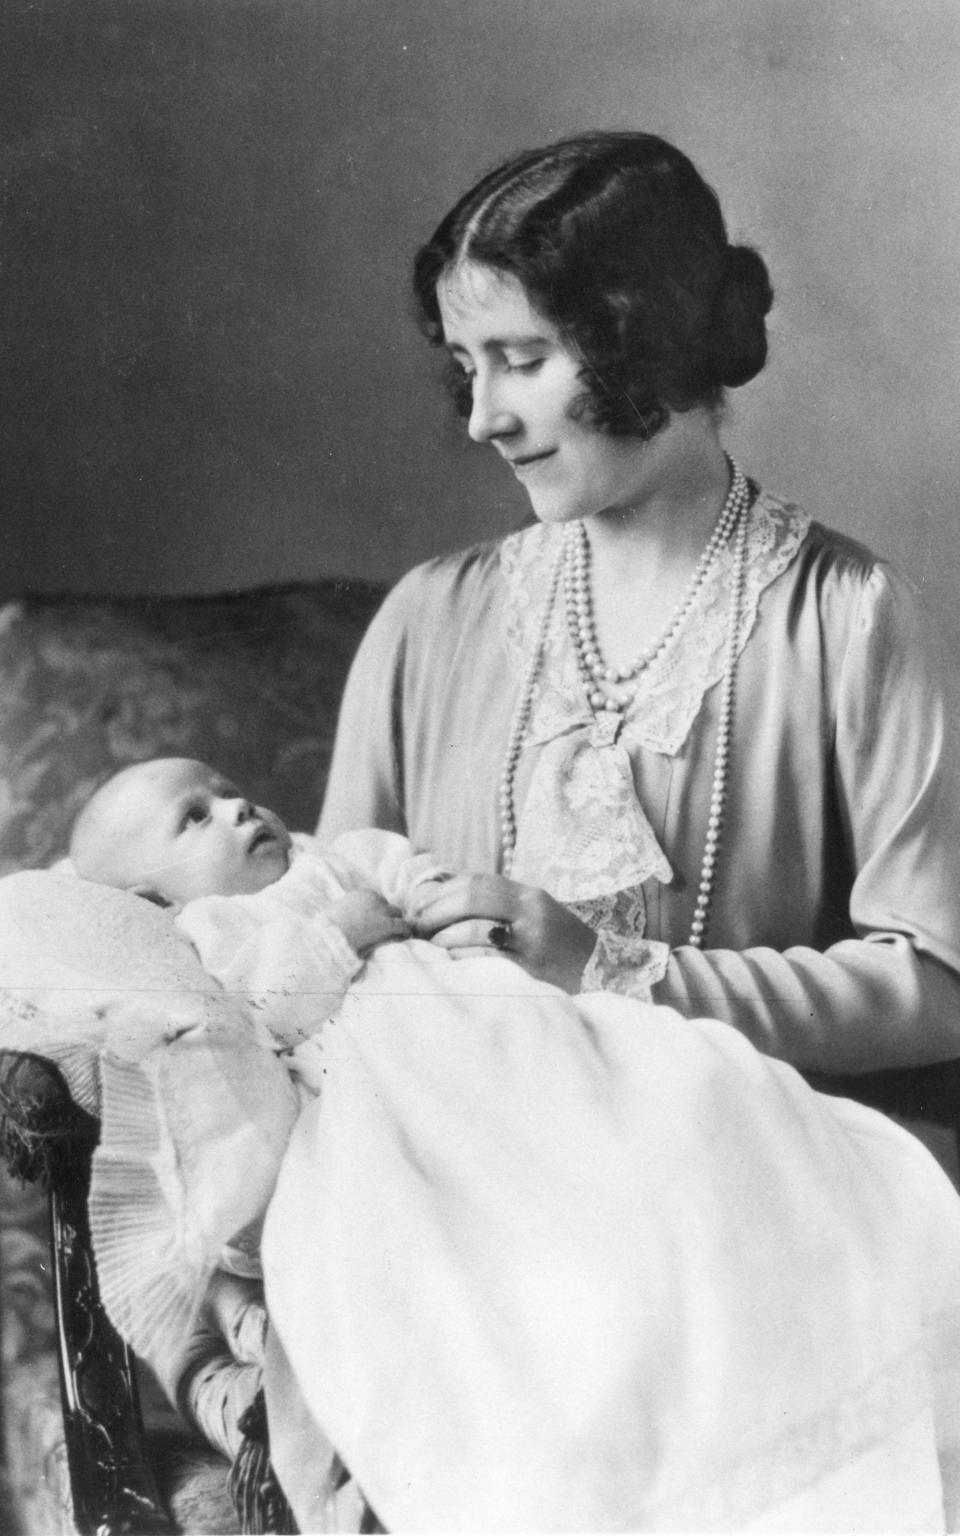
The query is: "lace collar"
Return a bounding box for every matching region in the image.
[501,489,811,760]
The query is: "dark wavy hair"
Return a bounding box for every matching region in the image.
[413,131,774,440]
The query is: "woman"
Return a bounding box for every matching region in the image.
[320,130,960,1073]
[259,134,960,1533]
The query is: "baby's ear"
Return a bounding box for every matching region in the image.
[131,885,175,910]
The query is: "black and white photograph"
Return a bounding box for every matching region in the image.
[2,4,960,1532]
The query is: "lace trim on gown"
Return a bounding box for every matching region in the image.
[570,891,671,998]
[498,492,811,996]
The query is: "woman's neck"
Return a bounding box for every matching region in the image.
[586,413,730,579]
[576,415,735,667]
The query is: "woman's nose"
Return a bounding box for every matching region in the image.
[467,374,518,445]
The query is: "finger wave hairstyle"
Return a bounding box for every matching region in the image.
[413,131,774,440]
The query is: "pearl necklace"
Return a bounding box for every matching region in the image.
[564,459,750,718]
[499,463,752,950]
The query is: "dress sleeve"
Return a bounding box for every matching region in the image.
[321,828,453,917]
[176,896,363,1050]
[651,566,960,1072]
[319,575,416,839]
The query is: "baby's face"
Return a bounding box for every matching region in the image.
[78,758,292,903]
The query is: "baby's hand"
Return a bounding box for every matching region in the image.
[327,889,410,956]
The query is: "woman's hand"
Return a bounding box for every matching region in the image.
[409,873,596,994]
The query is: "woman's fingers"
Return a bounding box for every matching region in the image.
[428,919,514,952]
[412,872,521,955]
[410,872,597,992]
[410,874,513,935]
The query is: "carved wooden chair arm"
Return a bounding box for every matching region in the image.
[0,1046,302,1533]
[0,1048,176,1534]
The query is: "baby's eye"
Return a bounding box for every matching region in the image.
[180,804,208,830]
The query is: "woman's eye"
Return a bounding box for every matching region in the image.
[506,358,544,375]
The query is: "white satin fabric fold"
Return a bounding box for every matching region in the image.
[263,941,960,1533]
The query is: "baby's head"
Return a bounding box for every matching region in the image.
[70,758,292,905]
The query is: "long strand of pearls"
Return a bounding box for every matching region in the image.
[499,544,565,877]
[499,462,752,948]
[687,492,749,948]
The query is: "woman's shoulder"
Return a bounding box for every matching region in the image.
[758,490,928,657]
[392,535,507,595]
[759,488,910,604]
[801,517,884,584]
[364,534,515,640]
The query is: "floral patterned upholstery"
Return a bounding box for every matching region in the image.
[0,579,385,1534]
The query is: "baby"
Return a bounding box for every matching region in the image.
[68,756,454,1461]
[69,755,455,1056]
[69,755,431,952]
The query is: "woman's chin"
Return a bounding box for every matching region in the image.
[525,496,589,526]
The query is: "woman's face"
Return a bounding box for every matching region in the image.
[436,261,653,525]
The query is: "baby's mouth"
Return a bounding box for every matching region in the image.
[247,825,276,852]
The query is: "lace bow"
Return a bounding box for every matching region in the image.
[510,720,673,904]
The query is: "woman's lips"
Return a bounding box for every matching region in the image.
[509,451,555,474]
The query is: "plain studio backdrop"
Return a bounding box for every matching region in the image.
[1,0,958,635]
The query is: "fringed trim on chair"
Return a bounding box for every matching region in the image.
[0,1113,65,1188]
[0,1050,99,1193]
[229,1389,299,1535]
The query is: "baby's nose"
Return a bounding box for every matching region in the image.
[226,796,255,823]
